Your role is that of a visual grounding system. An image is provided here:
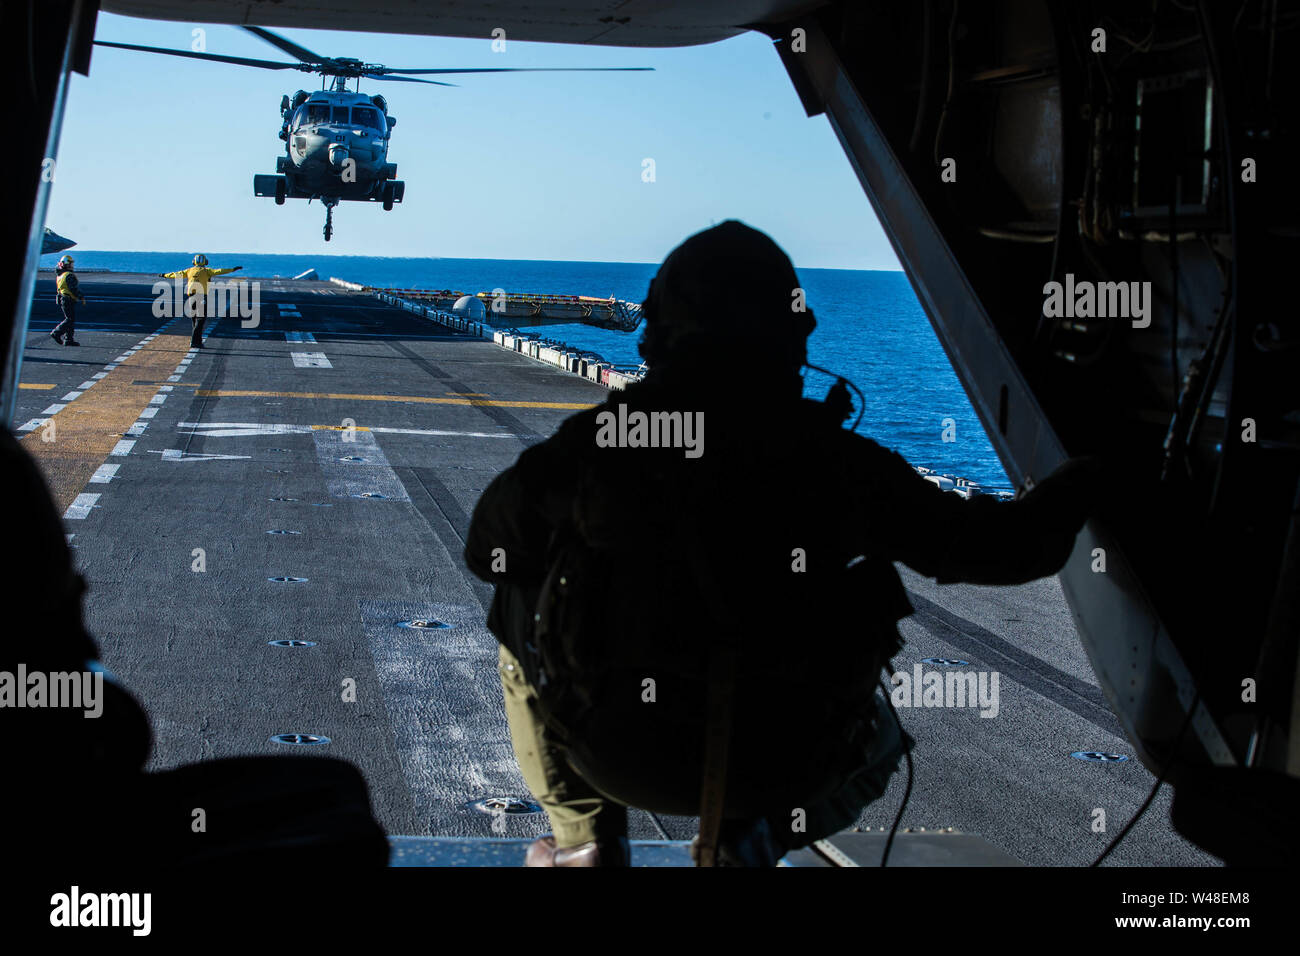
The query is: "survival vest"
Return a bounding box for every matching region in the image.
[56,271,82,302]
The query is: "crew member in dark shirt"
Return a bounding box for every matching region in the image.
[466,220,1101,866]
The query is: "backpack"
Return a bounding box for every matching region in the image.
[520,510,906,818]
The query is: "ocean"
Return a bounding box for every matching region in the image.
[38,250,1009,490]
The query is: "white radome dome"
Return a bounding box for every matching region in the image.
[452,295,487,320]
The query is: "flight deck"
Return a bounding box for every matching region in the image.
[15,272,1219,866]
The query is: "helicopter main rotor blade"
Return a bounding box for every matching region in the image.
[375,67,655,75]
[364,74,458,87]
[241,26,329,66]
[93,40,302,72]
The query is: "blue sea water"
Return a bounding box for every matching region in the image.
[38,250,1009,489]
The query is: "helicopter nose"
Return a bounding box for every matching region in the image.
[328,143,350,169]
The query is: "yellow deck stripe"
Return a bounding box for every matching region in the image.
[194,389,595,410]
[21,321,195,516]
[19,383,56,390]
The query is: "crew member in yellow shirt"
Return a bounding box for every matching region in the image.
[51,256,85,346]
[160,254,243,348]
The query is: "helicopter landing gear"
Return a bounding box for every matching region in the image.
[381,181,395,211]
[322,197,338,242]
[274,178,286,206]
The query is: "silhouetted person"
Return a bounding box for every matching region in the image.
[466,220,1100,866]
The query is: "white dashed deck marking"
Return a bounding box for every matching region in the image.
[64,493,100,520]
[291,352,332,368]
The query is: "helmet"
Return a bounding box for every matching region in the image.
[638,220,814,368]
[193,254,208,267]
[57,256,74,271]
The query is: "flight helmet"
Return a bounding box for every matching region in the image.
[638,220,815,369]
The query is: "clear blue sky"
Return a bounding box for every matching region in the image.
[46,13,900,270]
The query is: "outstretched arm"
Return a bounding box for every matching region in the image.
[210,266,242,276]
[861,441,1103,585]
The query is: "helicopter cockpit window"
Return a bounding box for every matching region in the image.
[301,103,329,125]
[332,106,350,123]
[352,107,382,130]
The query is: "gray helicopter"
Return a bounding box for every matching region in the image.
[95,27,651,241]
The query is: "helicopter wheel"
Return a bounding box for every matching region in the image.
[381,182,395,211]
[323,204,333,242]
[274,178,286,206]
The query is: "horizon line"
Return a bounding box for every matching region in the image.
[41,249,904,273]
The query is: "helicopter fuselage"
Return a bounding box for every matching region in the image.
[279,91,395,200]
[253,88,405,238]
[95,24,646,243]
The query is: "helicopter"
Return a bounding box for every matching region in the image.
[94,27,652,241]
